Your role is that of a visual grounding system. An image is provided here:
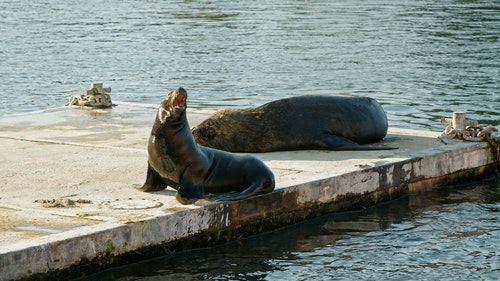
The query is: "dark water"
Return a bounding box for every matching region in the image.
[1,0,499,280]
[81,180,500,280]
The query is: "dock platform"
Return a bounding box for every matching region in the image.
[0,104,497,280]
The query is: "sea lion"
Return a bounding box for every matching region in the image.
[192,95,395,152]
[138,87,275,204]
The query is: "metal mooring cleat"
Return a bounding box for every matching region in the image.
[68,82,112,108]
[441,111,498,142]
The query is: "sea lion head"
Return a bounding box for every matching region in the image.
[191,122,217,146]
[158,87,188,123]
[191,110,232,149]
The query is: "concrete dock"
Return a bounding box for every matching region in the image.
[0,104,497,280]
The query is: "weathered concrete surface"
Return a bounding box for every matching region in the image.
[0,104,497,280]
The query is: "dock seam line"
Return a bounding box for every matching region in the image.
[0,136,144,152]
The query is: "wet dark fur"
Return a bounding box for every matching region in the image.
[139,87,275,204]
[192,95,395,152]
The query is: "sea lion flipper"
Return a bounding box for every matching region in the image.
[211,184,267,201]
[213,175,275,202]
[322,134,397,150]
[320,134,365,150]
[137,164,168,192]
[216,159,275,201]
[177,178,205,202]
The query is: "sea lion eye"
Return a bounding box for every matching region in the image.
[205,127,217,138]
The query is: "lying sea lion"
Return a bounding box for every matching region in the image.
[192,95,395,152]
[138,87,275,204]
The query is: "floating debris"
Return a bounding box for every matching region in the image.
[68,82,112,108]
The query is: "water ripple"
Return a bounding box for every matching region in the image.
[1,0,499,132]
[2,1,500,280]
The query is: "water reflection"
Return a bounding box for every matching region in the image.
[80,179,500,281]
[2,0,499,279]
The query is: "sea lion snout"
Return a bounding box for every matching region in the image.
[191,125,207,137]
[163,87,187,109]
[158,87,188,123]
[191,125,218,146]
[171,87,187,108]
[171,86,187,97]
[191,125,202,136]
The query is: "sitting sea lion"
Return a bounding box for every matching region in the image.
[138,87,275,204]
[192,95,395,153]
